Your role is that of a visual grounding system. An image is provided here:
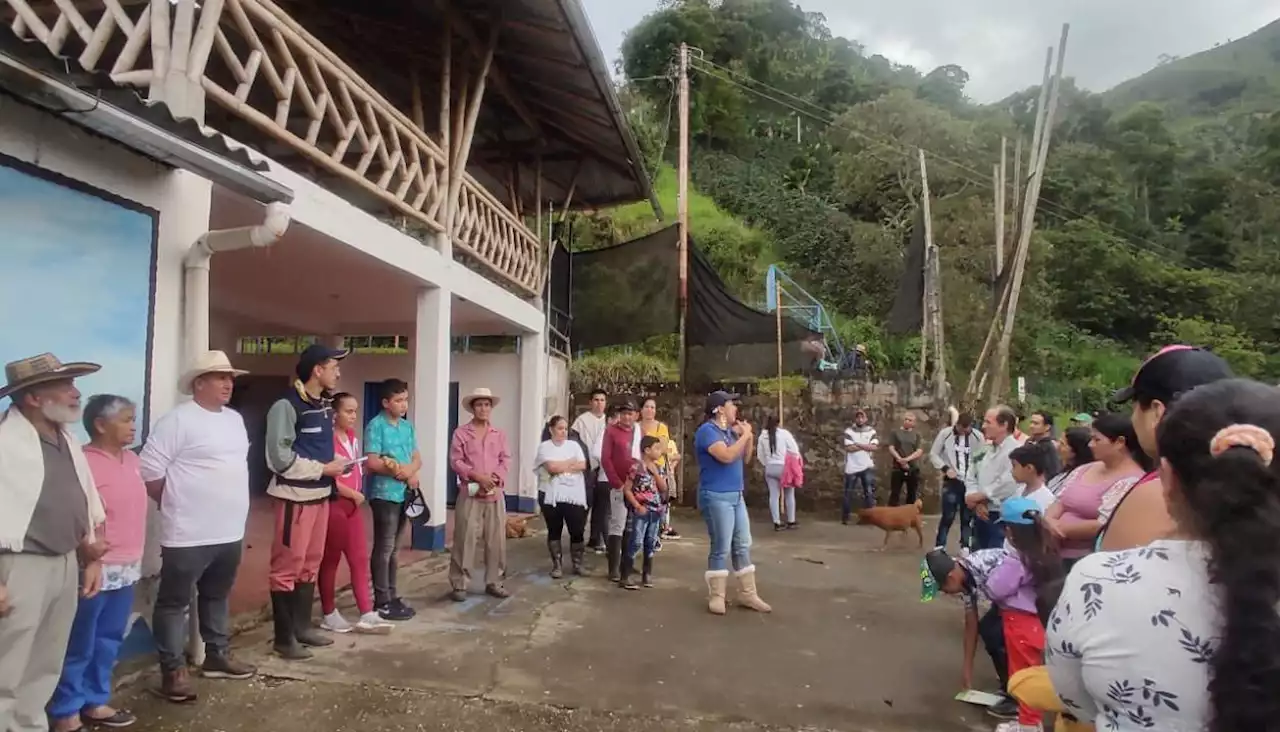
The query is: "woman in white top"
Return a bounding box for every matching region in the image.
[534,416,589,579]
[756,414,801,531]
[1047,378,1280,732]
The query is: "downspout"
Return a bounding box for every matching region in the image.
[184,202,291,364]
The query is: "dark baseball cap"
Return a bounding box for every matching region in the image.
[1111,345,1233,405]
[924,548,957,586]
[295,343,348,382]
[611,398,638,414]
[704,389,740,416]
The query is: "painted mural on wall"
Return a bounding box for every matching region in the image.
[0,161,155,442]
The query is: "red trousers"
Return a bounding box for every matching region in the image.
[269,498,329,592]
[1002,608,1046,726]
[319,498,373,615]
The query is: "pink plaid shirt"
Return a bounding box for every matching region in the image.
[450,422,510,503]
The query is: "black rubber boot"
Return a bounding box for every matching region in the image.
[606,535,622,582]
[271,591,311,660]
[548,539,564,579]
[620,551,638,590]
[293,583,333,648]
[641,555,654,588]
[570,542,588,576]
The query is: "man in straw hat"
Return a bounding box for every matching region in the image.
[139,350,256,702]
[263,343,351,659]
[448,388,512,602]
[0,353,107,732]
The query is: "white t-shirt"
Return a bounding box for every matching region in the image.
[534,439,587,507]
[843,426,879,474]
[1022,485,1055,513]
[756,427,800,467]
[139,401,251,548]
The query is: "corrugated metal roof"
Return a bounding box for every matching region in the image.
[273,0,660,216]
[0,34,270,176]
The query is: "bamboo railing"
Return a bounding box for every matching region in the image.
[2,0,544,295]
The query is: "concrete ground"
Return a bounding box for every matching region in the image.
[118,511,999,732]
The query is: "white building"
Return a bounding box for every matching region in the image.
[0,0,655,651]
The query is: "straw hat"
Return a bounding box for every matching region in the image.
[179,350,248,395]
[461,387,500,412]
[0,353,101,401]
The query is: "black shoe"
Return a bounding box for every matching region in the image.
[293,583,333,647]
[787,521,799,530]
[663,528,681,540]
[641,555,654,588]
[270,591,312,660]
[774,523,784,532]
[606,535,622,582]
[379,597,416,620]
[987,698,1018,720]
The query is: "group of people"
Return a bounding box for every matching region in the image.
[921,345,1280,732]
[0,345,519,732]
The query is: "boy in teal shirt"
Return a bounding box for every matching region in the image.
[364,379,421,621]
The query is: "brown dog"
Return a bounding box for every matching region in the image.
[505,515,532,539]
[856,499,924,550]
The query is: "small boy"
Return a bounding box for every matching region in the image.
[1008,444,1054,513]
[364,378,421,621]
[621,436,668,590]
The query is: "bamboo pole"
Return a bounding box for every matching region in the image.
[677,43,690,387]
[1011,136,1023,239]
[995,137,1006,281]
[776,284,785,522]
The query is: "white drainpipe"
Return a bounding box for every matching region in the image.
[180,201,289,667]
[183,202,291,363]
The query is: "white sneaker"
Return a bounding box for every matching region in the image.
[994,723,1041,732]
[354,611,394,635]
[321,610,352,633]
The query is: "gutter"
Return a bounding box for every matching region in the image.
[555,0,665,220]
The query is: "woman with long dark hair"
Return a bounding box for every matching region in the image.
[1042,413,1148,570]
[756,414,801,531]
[1047,378,1280,731]
[534,416,590,578]
[1046,427,1093,497]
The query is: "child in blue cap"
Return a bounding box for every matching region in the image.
[984,496,1063,732]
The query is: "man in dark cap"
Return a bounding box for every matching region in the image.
[1098,345,1233,551]
[263,343,351,660]
[921,546,1018,720]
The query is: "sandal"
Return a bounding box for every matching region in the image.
[82,710,137,728]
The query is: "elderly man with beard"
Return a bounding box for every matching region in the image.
[0,353,107,732]
[140,350,257,702]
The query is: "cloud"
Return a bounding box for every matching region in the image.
[584,0,1280,101]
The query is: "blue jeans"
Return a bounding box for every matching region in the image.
[48,584,136,718]
[699,489,752,572]
[628,509,663,559]
[973,509,1004,550]
[843,470,876,519]
[934,479,972,549]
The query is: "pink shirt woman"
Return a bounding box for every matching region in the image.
[1044,413,1149,560]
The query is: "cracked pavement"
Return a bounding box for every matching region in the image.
[117,512,996,731]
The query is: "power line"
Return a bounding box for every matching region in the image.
[687,58,1219,269]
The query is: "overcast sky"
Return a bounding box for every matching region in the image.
[581,0,1280,102]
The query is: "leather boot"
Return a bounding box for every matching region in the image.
[271,591,312,660]
[570,542,588,576]
[735,565,773,613]
[548,539,564,579]
[293,583,333,647]
[705,570,729,615]
[620,550,638,590]
[606,535,622,582]
[641,555,654,588]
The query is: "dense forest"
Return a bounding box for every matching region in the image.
[570,0,1280,410]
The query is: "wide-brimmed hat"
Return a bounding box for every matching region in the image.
[462,387,500,412]
[179,350,248,395]
[0,353,101,401]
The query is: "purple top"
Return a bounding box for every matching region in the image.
[983,553,1037,614]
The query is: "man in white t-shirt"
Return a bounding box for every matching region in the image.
[139,351,255,702]
[573,389,609,551]
[841,409,879,524]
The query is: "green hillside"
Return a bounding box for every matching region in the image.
[1104,18,1280,118]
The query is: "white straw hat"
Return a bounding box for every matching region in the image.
[461,387,500,412]
[179,350,248,395]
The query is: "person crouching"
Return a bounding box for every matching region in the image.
[621,436,668,589]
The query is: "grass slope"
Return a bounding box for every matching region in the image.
[1104,18,1280,118]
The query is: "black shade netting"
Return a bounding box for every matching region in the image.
[886,207,926,335]
[568,226,680,350]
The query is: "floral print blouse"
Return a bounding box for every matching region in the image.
[1046,540,1219,731]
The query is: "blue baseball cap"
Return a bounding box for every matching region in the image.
[295,343,348,382]
[997,496,1041,525]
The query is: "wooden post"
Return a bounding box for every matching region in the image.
[995,137,1006,282]
[988,26,1069,404]
[919,149,945,400]
[918,149,931,380]
[410,64,425,129]
[437,16,452,255]
[1011,136,1023,239]
[677,43,691,387]
[776,285,784,419]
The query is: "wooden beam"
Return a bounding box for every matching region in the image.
[435,0,543,143]
[410,63,425,129]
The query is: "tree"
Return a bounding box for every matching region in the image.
[916,64,970,109]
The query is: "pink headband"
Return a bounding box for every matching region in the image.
[1209,424,1275,467]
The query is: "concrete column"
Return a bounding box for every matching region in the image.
[410,285,451,551]
[514,328,546,513]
